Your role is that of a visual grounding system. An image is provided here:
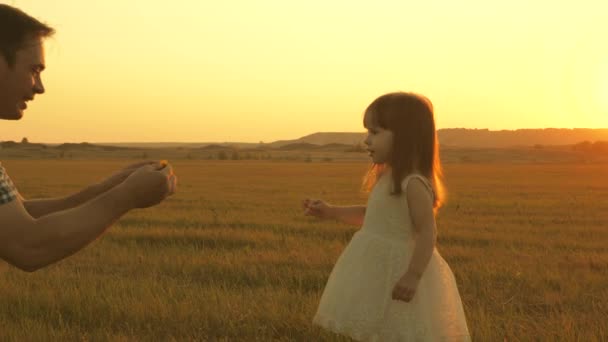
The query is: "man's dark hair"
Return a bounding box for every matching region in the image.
[0,4,54,67]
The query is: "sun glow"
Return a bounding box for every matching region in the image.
[565,28,608,129]
[4,0,608,143]
[598,60,608,116]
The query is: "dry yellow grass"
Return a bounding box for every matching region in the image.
[1,160,607,341]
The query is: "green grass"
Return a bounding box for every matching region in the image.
[1,160,607,341]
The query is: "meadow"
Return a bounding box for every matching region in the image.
[1,159,607,341]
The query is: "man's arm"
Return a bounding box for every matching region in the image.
[22,182,108,218]
[0,164,175,272]
[22,161,157,218]
[0,183,135,272]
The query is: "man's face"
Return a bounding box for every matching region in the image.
[0,37,46,120]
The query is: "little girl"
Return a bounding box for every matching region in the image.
[303,92,470,341]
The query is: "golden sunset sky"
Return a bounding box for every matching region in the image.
[3,0,608,143]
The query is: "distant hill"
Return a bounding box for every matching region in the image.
[268,129,608,149]
[0,141,47,149]
[275,142,356,152]
[4,130,608,163]
[268,132,364,148]
[100,142,259,149]
[0,141,135,151]
[198,144,234,151]
[55,142,133,151]
[13,128,607,150]
[438,128,608,148]
[277,143,319,150]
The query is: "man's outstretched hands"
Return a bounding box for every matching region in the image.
[120,161,177,209]
[101,161,160,190]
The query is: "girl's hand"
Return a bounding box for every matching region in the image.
[392,272,421,302]
[302,198,333,219]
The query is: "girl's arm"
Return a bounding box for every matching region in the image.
[302,199,366,226]
[392,178,437,302]
[404,178,437,277]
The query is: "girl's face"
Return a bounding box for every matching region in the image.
[364,113,394,164]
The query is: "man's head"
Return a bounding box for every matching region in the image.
[0,4,54,120]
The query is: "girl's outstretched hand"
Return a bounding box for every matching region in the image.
[392,272,421,302]
[302,198,333,219]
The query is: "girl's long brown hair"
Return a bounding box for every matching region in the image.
[362,92,446,212]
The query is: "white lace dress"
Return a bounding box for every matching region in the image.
[313,173,471,341]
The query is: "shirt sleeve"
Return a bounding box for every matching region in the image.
[0,163,19,205]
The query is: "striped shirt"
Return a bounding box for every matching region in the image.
[0,162,18,205]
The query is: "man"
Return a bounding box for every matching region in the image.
[0,4,177,272]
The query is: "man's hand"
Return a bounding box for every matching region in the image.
[392,272,421,302]
[121,163,177,209]
[100,161,160,190]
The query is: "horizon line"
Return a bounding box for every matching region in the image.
[4,127,608,145]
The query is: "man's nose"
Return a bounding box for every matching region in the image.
[34,78,45,94]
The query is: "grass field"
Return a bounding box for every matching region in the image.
[1,159,607,341]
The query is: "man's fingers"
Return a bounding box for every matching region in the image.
[125,161,158,170]
[158,160,170,170]
[138,164,158,172]
[135,161,158,167]
[160,164,173,176]
[167,175,177,195]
